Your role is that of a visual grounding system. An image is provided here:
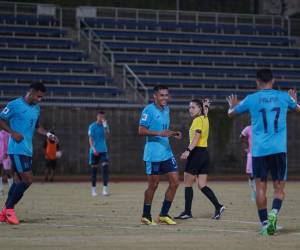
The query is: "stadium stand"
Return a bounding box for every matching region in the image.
[0,3,127,106]
[78,7,300,105]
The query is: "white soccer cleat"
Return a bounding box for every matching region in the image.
[102,186,109,196]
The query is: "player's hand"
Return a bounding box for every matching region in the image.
[11,131,23,142]
[47,132,59,143]
[159,130,177,137]
[244,148,249,153]
[180,151,190,160]
[288,89,297,102]
[173,131,182,139]
[226,94,239,108]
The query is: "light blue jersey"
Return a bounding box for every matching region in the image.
[234,89,297,157]
[88,122,108,153]
[139,103,173,162]
[0,97,40,156]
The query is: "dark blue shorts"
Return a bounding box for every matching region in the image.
[89,152,109,165]
[252,153,287,181]
[9,154,32,174]
[145,157,178,175]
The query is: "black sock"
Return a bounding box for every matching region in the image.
[102,163,109,186]
[184,187,193,215]
[91,167,97,187]
[201,186,222,210]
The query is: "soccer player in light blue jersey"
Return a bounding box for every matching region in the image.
[0,83,58,225]
[139,85,182,225]
[88,111,110,197]
[227,69,300,236]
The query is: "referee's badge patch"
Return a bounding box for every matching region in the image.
[141,113,148,121]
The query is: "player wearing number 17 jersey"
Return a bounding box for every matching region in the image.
[227,69,300,236]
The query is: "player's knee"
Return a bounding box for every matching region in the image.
[148,181,159,191]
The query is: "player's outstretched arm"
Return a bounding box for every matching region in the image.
[37,126,59,143]
[138,126,177,137]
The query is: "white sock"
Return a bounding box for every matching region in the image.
[7,178,13,188]
[91,186,96,193]
[103,186,108,192]
[0,177,3,191]
[248,178,256,192]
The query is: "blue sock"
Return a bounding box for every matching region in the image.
[258,209,268,225]
[160,199,172,216]
[142,203,151,218]
[272,198,282,214]
[5,182,16,207]
[6,182,30,209]
[102,164,109,186]
[91,167,97,187]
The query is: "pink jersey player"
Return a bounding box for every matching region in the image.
[0,130,11,170]
[240,125,252,175]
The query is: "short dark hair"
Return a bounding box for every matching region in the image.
[30,83,46,93]
[153,85,168,93]
[97,111,105,115]
[256,69,273,83]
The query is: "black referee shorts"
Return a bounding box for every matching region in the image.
[185,147,209,175]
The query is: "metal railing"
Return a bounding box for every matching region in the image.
[123,64,149,104]
[92,6,290,36]
[77,12,115,78]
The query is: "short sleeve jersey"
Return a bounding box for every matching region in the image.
[88,122,108,153]
[189,116,209,147]
[234,89,297,157]
[0,97,40,156]
[139,103,173,162]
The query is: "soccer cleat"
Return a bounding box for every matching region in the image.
[174,211,193,220]
[212,205,225,220]
[141,216,157,225]
[0,207,7,223]
[260,224,269,236]
[5,208,20,225]
[158,215,177,225]
[102,186,109,196]
[267,211,277,235]
[91,187,97,197]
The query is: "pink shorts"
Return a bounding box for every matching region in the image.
[0,157,11,170]
[246,155,252,174]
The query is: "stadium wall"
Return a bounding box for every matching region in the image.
[32,106,300,176]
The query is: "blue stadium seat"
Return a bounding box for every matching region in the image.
[0,60,97,73]
[0,48,87,61]
[0,14,57,26]
[83,18,286,35]
[0,25,66,36]
[0,36,77,49]
[92,29,293,46]
[0,72,111,84]
[105,41,300,57]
